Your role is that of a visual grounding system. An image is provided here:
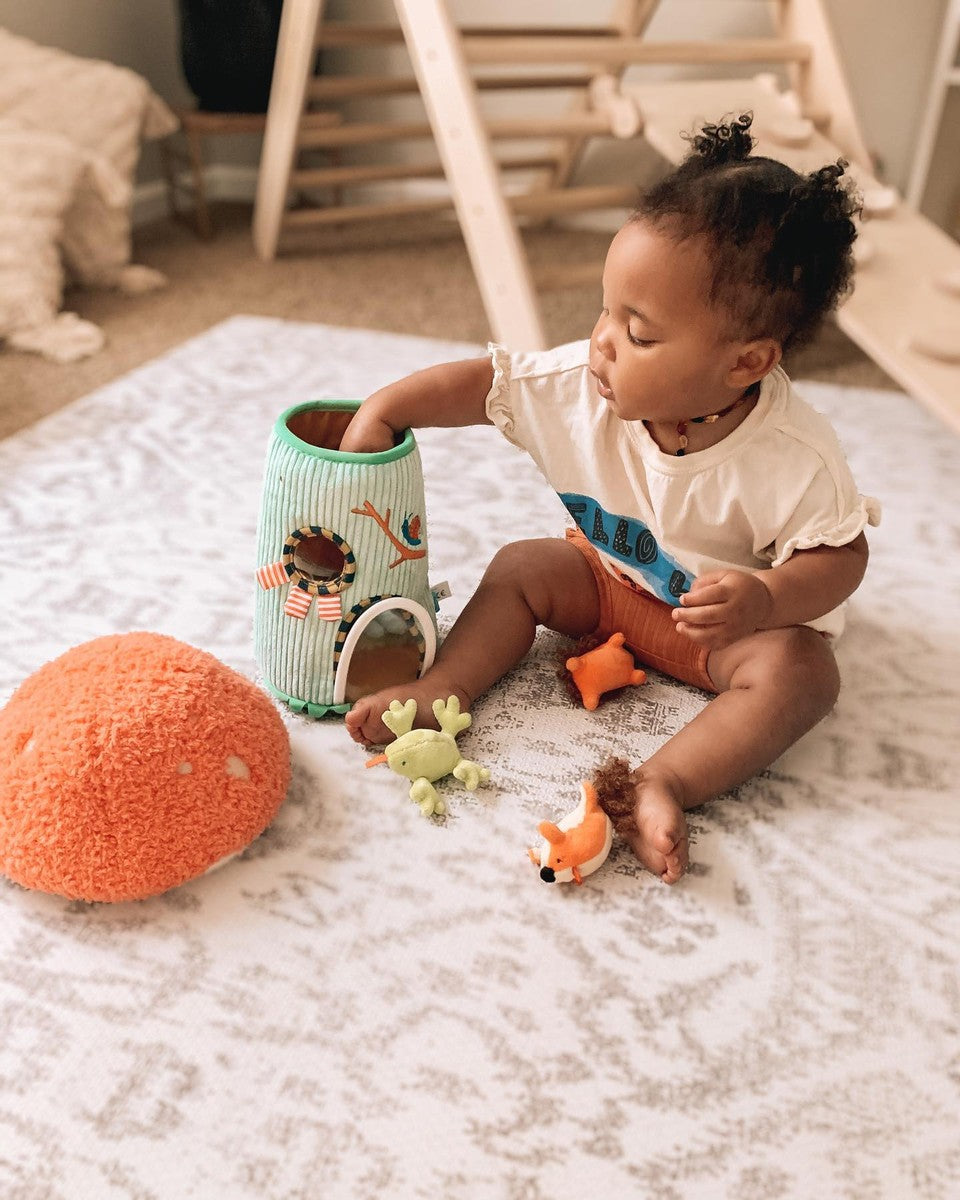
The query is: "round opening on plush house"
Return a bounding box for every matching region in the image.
[277,401,415,462]
[293,533,345,582]
[285,407,356,452]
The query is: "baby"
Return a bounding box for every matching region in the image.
[341,112,880,884]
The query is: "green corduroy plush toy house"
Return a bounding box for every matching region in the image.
[254,400,444,718]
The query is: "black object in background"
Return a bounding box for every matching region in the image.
[178,0,284,113]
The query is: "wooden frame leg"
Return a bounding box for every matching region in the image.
[254,0,326,259]
[393,0,546,349]
[184,127,213,240]
[159,135,180,225]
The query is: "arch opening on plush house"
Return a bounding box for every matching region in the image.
[332,596,437,707]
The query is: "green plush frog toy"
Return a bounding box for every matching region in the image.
[365,696,490,817]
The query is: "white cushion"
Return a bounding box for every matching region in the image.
[0,29,178,288]
[0,118,120,360]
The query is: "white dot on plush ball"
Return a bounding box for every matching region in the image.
[0,631,291,903]
[226,756,250,779]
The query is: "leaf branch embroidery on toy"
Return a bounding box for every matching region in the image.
[351,500,426,567]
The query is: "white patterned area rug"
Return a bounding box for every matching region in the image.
[1,316,958,1200]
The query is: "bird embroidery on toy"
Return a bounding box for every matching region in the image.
[528,779,614,885]
[401,512,422,548]
[365,695,490,817]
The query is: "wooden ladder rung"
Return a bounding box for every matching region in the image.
[315,22,625,48]
[174,108,338,135]
[282,185,637,229]
[492,114,626,138]
[284,196,454,227]
[535,262,603,292]
[462,36,812,67]
[297,120,433,149]
[290,153,560,189]
[300,110,344,129]
[307,71,597,101]
[296,113,627,150]
[312,23,811,68]
[511,184,637,217]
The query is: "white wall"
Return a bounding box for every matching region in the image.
[826,0,947,190]
[0,0,951,201]
[0,0,190,105]
[0,0,191,188]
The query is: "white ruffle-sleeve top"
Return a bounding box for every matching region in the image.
[485,340,881,637]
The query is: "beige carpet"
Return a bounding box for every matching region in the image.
[0,202,896,442]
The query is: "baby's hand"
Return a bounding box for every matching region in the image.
[338,405,396,454]
[672,570,773,650]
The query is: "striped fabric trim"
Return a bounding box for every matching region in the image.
[315,594,342,622]
[281,525,357,596]
[283,585,313,620]
[257,560,289,590]
[332,594,382,670]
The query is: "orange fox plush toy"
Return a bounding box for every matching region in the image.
[529,780,614,885]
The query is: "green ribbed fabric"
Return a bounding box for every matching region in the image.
[254,400,436,715]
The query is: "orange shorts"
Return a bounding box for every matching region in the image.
[565,525,717,693]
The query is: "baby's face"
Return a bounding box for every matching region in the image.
[589,220,745,424]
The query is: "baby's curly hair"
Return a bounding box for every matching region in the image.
[632,112,862,352]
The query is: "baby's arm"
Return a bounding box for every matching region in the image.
[755,533,869,628]
[674,533,869,650]
[339,356,494,453]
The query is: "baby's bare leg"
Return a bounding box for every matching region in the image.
[346,538,600,744]
[624,626,840,883]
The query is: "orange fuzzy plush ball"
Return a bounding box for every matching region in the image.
[0,633,291,902]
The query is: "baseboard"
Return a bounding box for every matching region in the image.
[133,164,259,227]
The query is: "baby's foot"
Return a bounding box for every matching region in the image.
[624,776,689,884]
[345,677,469,746]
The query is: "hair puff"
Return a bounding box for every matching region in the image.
[685,112,755,164]
[633,112,862,351]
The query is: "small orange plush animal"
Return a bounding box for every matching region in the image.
[528,780,614,885]
[565,632,646,711]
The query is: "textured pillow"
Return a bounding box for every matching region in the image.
[0,28,178,292]
[0,118,123,362]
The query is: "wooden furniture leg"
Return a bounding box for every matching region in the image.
[159,133,182,226]
[183,122,213,240]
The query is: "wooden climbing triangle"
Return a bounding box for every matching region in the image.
[254,0,960,433]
